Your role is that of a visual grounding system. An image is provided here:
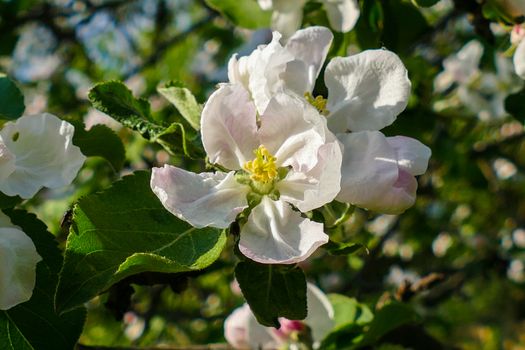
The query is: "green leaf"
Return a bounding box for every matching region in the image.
[324,240,367,256]
[88,81,202,157]
[505,86,525,122]
[205,0,271,29]
[0,74,24,120]
[0,209,85,350]
[158,81,202,131]
[72,123,126,171]
[88,81,161,139]
[0,193,21,209]
[235,260,307,327]
[55,171,226,313]
[328,294,373,328]
[357,302,419,347]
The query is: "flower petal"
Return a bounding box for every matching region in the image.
[325,50,411,132]
[514,39,525,79]
[0,211,42,310]
[304,283,335,343]
[239,197,328,264]
[0,113,86,199]
[284,26,333,91]
[0,142,15,183]
[259,93,328,173]
[257,0,273,11]
[336,131,420,214]
[278,141,342,212]
[224,304,279,350]
[151,165,249,229]
[386,136,431,176]
[323,0,360,33]
[201,84,260,170]
[269,0,306,41]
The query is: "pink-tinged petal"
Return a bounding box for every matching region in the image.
[259,94,328,173]
[325,50,411,132]
[284,26,334,91]
[239,197,328,264]
[277,141,342,212]
[514,39,525,79]
[0,142,15,183]
[323,0,360,33]
[201,84,260,170]
[304,283,335,343]
[151,165,249,229]
[224,304,281,349]
[0,211,42,310]
[0,113,86,199]
[386,136,431,176]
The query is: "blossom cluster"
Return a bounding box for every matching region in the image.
[151,26,431,266]
[0,113,85,310]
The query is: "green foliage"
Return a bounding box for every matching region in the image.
[158,81,202,131]
[235,260,307,327]
[324,240,366,256]
[0,209,85,350]
[55,171,226,313]
[0,193,21,209]
[411,0,440,7]
[72,123,126,171]
[204,0,271,29]
[0,74,24,120]
[505,87,525,122]
[328,294,373,328]
[88,81,203,157]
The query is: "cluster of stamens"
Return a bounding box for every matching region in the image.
[243,145,278,183]
[304,92,329,115]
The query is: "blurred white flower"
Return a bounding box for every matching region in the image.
[258,0,359,40]
[0,211,42,310]
[493,158,517,180]
[224,283,334,349]
[432,232,453,257]
[0,113,86,199]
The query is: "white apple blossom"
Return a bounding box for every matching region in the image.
[151,84,342,264]
[228,26,430,214]
[434,40,523,120]
[224,283,334,349]
[0,210,42,310]
[0,113,86,199]
[258,0,360,40]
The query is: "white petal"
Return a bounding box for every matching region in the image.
[259,94,328,173]
[224,304,281,349]
[277,141,342,212]
[514,39,525,79]
[0,113,86,199]
[239,197,328,264]
[248,32,297,113]
[305,283,335,343]
[284,26,333,91]
[325,50,411,132]
[201,84,260,170]
[323,0,360,33]
[0,142,15,183]
[386,136,431,176]
[150,165,249,229]
[336,131,419,214]
[0,211,42,310]
[227,54,251,90]
[270,0,306,41]
[258,0,274,10]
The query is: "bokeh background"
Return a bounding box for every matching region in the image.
[2,0,525,348]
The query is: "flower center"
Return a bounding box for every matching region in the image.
[304,92,329,115]
[243,145,278,183]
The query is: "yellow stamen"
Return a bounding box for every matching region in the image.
[304,92,329,115]
[243,145,278,183]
